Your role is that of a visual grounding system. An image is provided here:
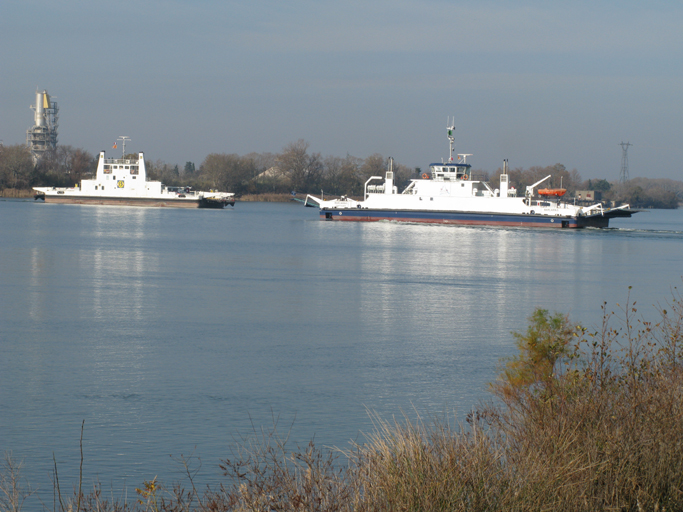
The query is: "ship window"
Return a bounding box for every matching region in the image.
[130,166,138,175]
[132,176,136,179]
[125,166,129,169]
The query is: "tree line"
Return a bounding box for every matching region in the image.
[0,142,679,207]
[485,163,680,208]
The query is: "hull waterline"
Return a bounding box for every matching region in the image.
[318,209,619,228]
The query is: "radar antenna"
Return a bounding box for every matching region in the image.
[117,136,131,159]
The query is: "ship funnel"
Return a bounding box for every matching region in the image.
[385,157,394,194]
[500,159,509,198]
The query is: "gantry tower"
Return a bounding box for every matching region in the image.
[27,89,59,164]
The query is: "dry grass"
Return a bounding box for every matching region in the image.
[237,194,298,202]
[6,286,683,511]
[0,189,34,198]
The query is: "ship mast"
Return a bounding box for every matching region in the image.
[117,136,131,159]
[447,117,455,162]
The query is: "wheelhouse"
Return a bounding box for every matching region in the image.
[429,162,471,180]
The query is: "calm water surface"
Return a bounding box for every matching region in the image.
[1,200,682,496]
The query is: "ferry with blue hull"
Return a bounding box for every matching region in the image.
[304,121,635,229]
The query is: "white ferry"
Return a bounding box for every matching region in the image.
[303,122,635,228]
[34,150,234,209]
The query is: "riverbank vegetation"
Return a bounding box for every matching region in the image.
[3,287,683,511]
[1,141,680,207]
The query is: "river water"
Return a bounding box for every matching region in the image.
[1,199,682,498]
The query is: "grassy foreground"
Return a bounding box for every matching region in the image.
[3,287,683,511]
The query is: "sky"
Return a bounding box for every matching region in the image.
[2,0,682,180]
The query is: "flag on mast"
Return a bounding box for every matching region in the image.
[113,143,117,149]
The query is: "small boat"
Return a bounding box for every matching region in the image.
[302,120,636,229]
[538,188,567,197]
[33,149,234,209]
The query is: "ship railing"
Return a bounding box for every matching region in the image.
[583,203,605,216]
[364,176,383,199]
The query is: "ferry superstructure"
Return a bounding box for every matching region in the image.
[303,122,635,228]
[34,150,234,209]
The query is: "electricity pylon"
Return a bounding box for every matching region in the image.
[619,141,632,183]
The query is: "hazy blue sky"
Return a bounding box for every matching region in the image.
[2,0,682,180]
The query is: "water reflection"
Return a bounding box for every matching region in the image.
[28,247,46,321]
[358,224,529,343]
[89,207,159,321]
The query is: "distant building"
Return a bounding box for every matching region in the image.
[253,166,286,182]
[575,190,602,203]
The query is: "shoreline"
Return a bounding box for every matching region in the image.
[237,193,300,202]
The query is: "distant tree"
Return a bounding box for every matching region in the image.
[322,154,363,196]
[645,188,679,208]
[184,162,195,175]
[147,160,181,186]
[33,146,94,186]
[71,148,96,181]
[244,152,278,173]
[623,185,645,206]
[0,144,34,190]
[360,154,386,183]
[277,140,323,193]
[199,153,257,193]
[608,177,681,208]
[321,155,343,195]
[392,161,414,191]
[34,149,64,185]
[586,179,611,192]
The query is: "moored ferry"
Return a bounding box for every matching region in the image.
[303,122,635,228]
[34,149,234,208]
